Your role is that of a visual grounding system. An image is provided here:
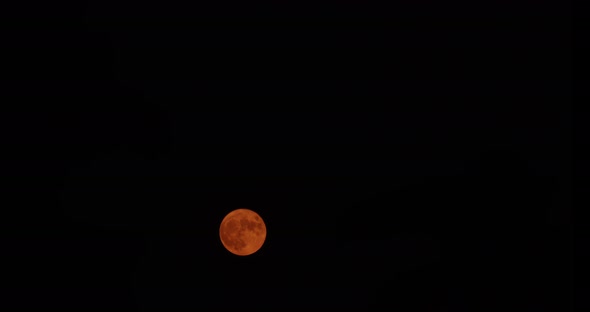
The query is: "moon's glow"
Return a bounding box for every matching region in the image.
[219,208,266,256]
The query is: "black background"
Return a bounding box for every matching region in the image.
[1,0,572,311]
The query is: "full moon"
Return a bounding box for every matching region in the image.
[219,208,266,256]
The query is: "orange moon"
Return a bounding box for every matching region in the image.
[219,208,266,256]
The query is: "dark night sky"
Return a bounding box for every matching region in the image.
[1,0,571,311]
